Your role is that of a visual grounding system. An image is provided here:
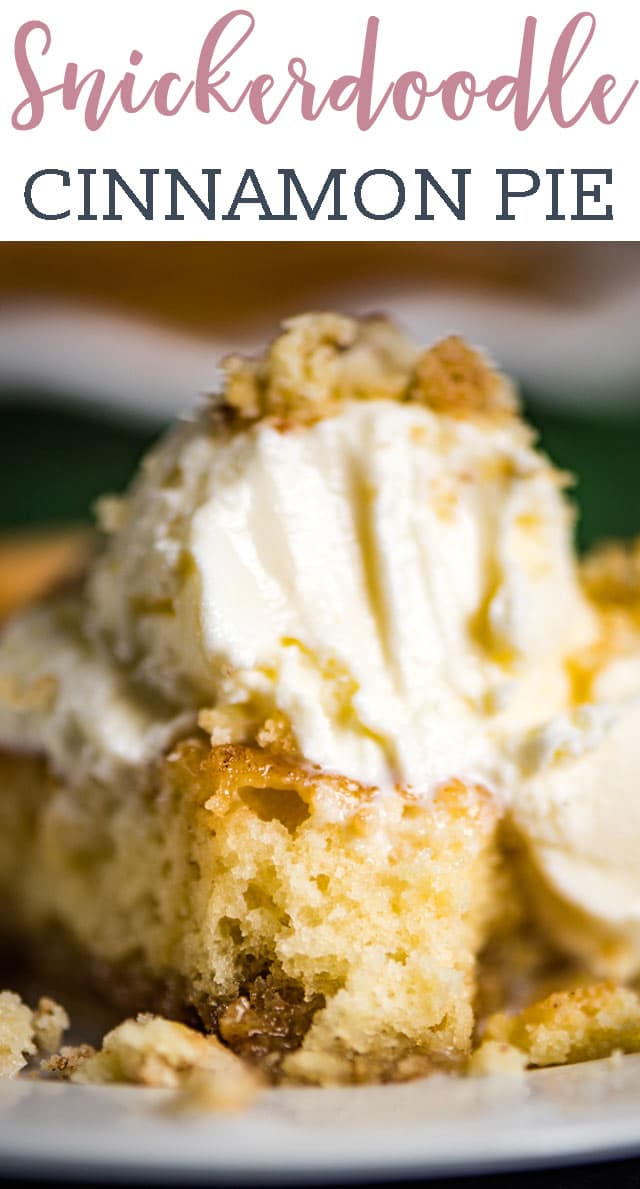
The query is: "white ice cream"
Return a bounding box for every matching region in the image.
[82,397,593,794]
[510,639,640,976]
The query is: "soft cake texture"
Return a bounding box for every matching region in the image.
[0,742,500,1082]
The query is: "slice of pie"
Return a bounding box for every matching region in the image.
[2,314,640,1083]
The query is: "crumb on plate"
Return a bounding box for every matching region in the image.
[468,1039,528,1077]
[0,991,70,1079]
[481,981,640,1068]
[47,1014,262,1111]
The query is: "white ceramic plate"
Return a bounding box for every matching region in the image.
[2,1056,640,1183]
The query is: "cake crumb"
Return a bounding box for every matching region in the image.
[32,997,70,1055]
[169,1064,260,1114]
[42,1044,96,1078]
[0,992,36,1079]
[217,315,521,432]
[221,313,415,427]
[468,1040,528,1077]
[198,705,252,746]
[482,981,640,1067]
[199,705,298,755]
[49,1015,262,1111]
[410,336,518,423]
[0,991,70,1079]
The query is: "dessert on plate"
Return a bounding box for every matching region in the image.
[2,313,640,1084]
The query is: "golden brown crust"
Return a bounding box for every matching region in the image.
[196,740,376,819]
[177,737,497,841]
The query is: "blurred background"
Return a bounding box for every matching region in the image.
[1,241,640,574]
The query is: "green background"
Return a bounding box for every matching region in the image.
[2,393,640,552]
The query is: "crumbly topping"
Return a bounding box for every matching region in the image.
[0,992,70,1079]
[410,335,518,422]
[481,981,640,1067]
[47,1014,262,1111]
[217,313,518,429]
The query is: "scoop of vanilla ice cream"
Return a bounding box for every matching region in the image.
[85,379,593,791]
[510,588,640,977]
